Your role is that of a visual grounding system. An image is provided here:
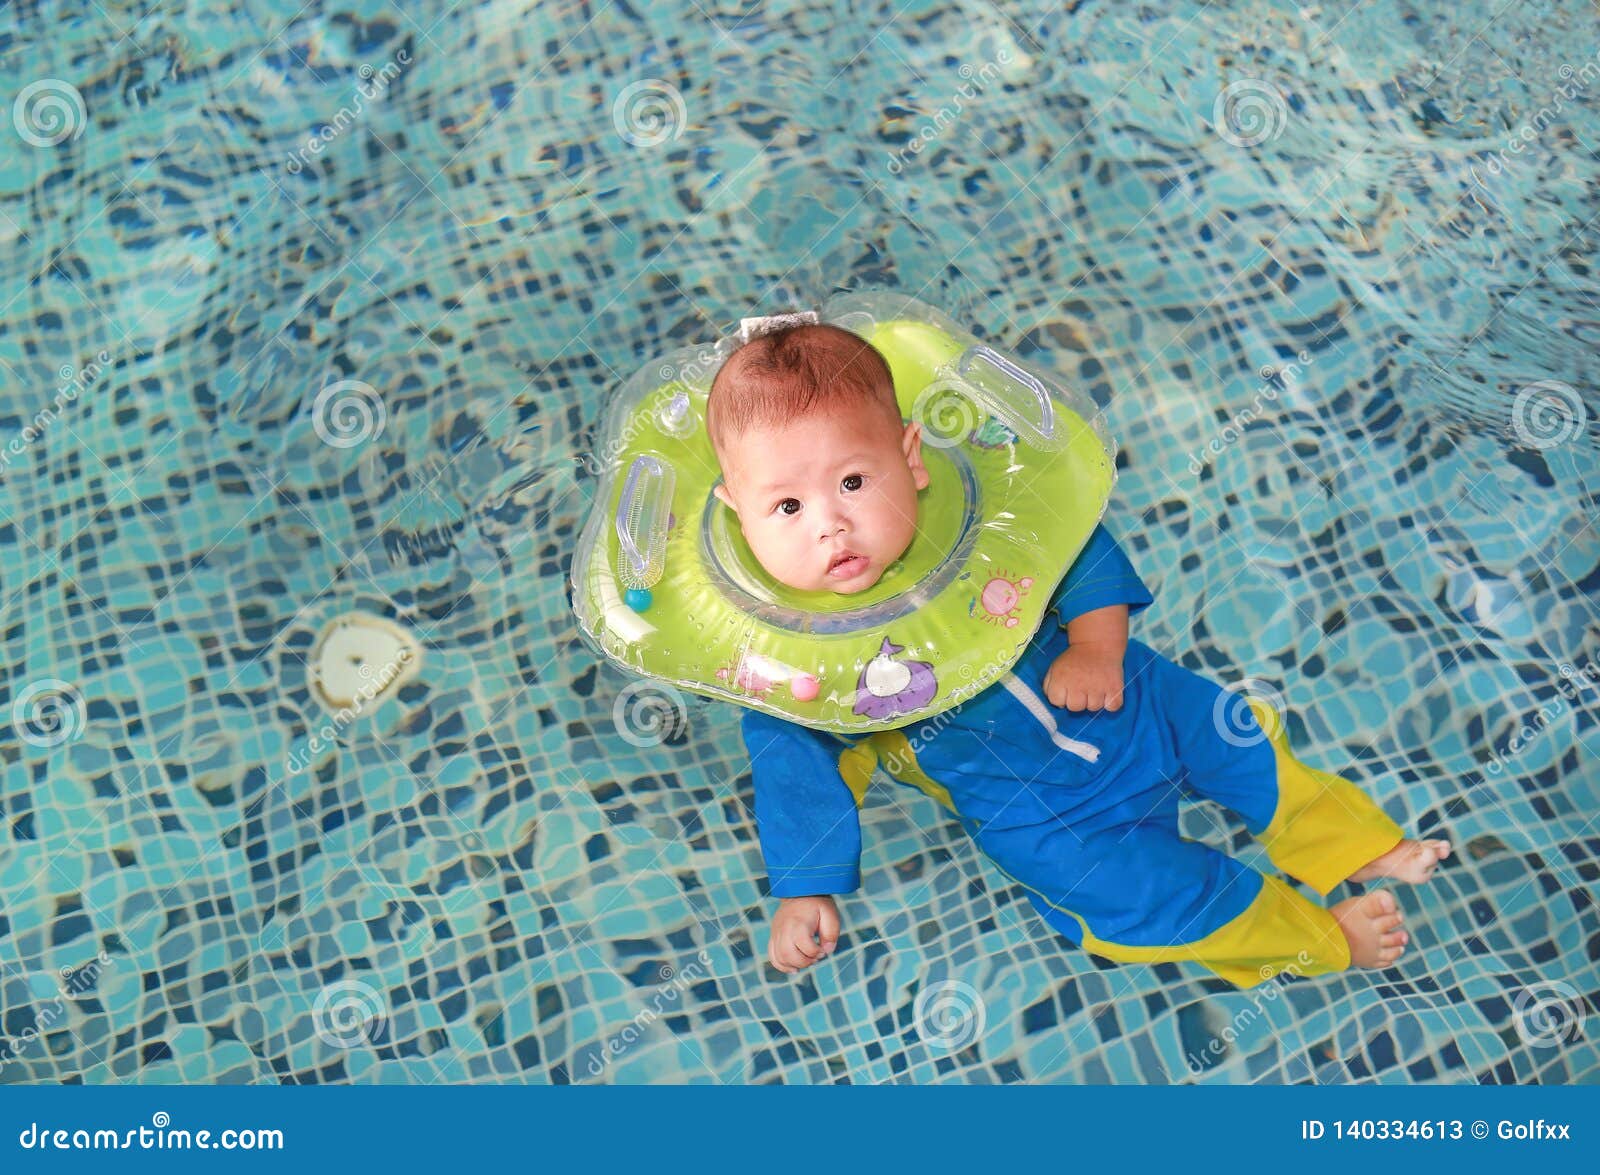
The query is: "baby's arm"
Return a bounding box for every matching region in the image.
[742,709,864,975]
[1039,524,1153,712]
[1043,603,1129,711]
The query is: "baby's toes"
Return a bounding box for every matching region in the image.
[1416,841,1450,878]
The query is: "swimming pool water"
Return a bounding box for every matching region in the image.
[1,0,1597,1083]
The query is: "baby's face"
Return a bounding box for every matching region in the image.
[713,402,930,594]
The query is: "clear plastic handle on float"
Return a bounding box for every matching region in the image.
[615,454,675,599]
[944,344,1063,450]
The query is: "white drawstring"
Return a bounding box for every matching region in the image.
[999,673,1101,763]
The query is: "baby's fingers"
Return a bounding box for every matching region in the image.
[768,939,799,974]
[772,933,822,974]
[817,903,840,955]
[769,926,810,972]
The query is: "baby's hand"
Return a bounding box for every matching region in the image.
[1043,644,1125,711]
[768,895,840,974]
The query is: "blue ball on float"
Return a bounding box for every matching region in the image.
[625,587,653,613]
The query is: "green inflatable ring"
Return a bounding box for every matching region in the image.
[571,291,1116,733]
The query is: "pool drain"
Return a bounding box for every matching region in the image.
[308,611,422,711]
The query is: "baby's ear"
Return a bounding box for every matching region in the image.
[902,421,932,491]
[712,481,737,512]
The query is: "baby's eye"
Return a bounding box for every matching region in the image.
[841,474,864,492]
[775,498,801,516]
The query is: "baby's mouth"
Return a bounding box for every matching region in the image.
[826,551,869,579]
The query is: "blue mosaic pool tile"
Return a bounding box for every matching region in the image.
[2,0,1597,1087]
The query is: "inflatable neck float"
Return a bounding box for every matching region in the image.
[571,291,1116,733]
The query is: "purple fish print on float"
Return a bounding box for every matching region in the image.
[852,636,938,720]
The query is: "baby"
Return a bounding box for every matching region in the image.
[707,322,1451,988]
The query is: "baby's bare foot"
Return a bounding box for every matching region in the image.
[1348,838,1451,885]
[1332,889,1408,968]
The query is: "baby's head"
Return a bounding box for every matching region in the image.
[707,323,929,594]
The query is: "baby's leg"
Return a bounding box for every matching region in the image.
[1230,699,1450,890]
[1139,645,1428,896]
[1013,822,1381,988]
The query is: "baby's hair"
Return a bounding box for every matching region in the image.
[706,323,901,458]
